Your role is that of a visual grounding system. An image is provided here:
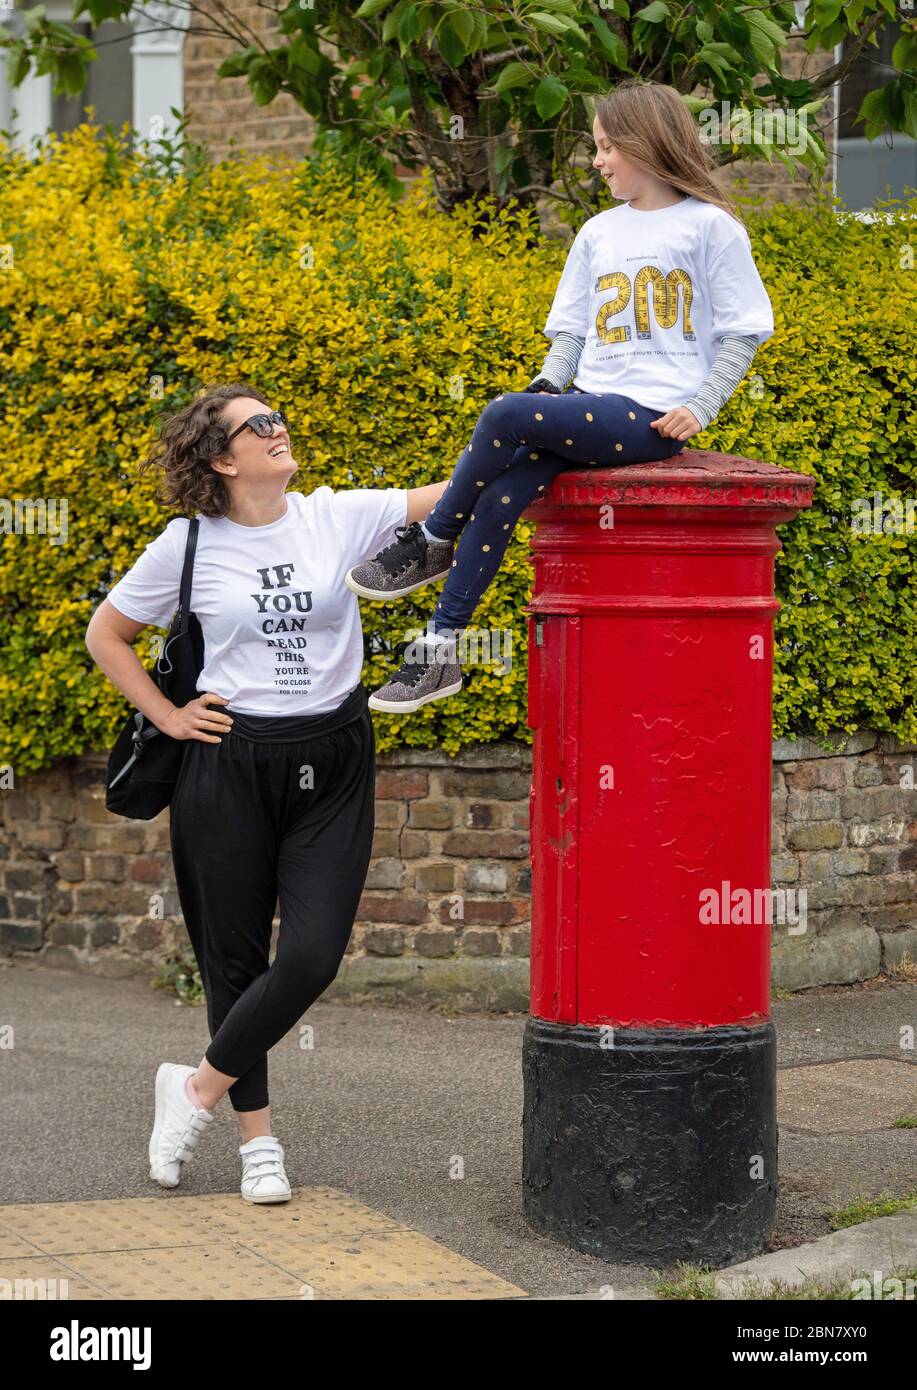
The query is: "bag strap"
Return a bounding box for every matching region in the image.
[176,516,200,635]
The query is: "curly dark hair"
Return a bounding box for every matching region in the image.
[138,383,273,518]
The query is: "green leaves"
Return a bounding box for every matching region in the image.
[745,10,789,72]
[811,0,845,26]
[528,10,587,40]
[8,45,33,88]
[855,82,916,140]
[289,33,321,77]
[493,62,536,96]
[589,15,630,69]
[354,0,393,17]
[696,40,745,81]
[382,83,412,117]
[527,11,567,35]
[634,1,670,21]
[436,19,465,68]
[534,74,568,119]
[217,45,260,81]
[891,31,917,74]
[246,55,281,106]
[446,8,475,48]
[71,0,132,20]
[422,2,491,66]
[381,3,406,44]
[11,18,98,96]
[494,143,516,175]
[54,48,90,96]
[398,3,421,43]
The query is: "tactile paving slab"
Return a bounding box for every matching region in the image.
[0,1187,526,1300]
[778,1058,917,1133]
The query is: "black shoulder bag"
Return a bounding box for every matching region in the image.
[105,517,205,820]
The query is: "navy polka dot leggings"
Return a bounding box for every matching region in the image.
[424,385,687,633]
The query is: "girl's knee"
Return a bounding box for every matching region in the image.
[469,493,519,532]
[479,392,528,433]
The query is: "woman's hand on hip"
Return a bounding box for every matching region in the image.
[160,693,234,743]
[649,407,702,441]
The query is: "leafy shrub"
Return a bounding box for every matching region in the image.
[0,124,914,774]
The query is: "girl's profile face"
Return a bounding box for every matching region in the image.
[590,116,644,201]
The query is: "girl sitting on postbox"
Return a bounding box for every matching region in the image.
[346,79,775,713]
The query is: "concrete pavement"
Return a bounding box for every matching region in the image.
[0,959,914,1299]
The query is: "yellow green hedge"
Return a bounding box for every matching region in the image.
[0,125,915,774]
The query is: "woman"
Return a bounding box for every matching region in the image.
[85,383,447,1202]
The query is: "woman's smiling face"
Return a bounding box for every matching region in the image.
[215,396,298,484]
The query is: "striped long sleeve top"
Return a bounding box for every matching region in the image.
[526,330,760,431]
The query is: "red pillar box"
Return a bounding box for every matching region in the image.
[521,450,816,1266]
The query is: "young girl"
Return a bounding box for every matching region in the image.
[346,80,775,713]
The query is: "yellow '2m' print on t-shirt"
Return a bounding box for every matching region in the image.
[594,267,696,344]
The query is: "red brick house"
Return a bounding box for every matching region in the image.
[1,1,914,210]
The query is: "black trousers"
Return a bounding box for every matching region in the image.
[169,682,375,1111]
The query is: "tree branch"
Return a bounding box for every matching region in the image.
[806,11,885,92]
[481,48,523,67]
[191,0,269,54]
[513,182,583,206]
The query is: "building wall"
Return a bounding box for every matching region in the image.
[183,2,316,162]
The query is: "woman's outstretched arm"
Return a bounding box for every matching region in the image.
[406,480,449,525]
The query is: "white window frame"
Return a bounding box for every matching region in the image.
[129,1,191,149]
[0,1,189,154]
[830,39,843,201]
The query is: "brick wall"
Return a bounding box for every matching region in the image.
[2,733,915,1007]
[182,3,317,163]
[771,734,917,988]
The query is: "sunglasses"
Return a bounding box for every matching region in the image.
[226,409,288,442]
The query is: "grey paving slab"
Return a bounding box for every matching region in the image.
[715,1212,917,1298]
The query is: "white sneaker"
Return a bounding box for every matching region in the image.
[239,1135,292,1203]
[148,1062,215,1188]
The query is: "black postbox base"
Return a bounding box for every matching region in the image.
[522,1016,778,1267]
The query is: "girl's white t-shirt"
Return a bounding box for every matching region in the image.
[543,195,774,410]
[105,486,408,715]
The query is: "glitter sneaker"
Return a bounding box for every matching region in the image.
[367,633,463,713]
[345,522,454,600]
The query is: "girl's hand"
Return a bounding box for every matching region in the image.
[160,693,233,743]
[649,407,702,441]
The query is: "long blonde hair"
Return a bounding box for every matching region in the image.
[594,80,745,229]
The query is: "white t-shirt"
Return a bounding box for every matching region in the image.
[543,195,774,410]
[106,486,408,715]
